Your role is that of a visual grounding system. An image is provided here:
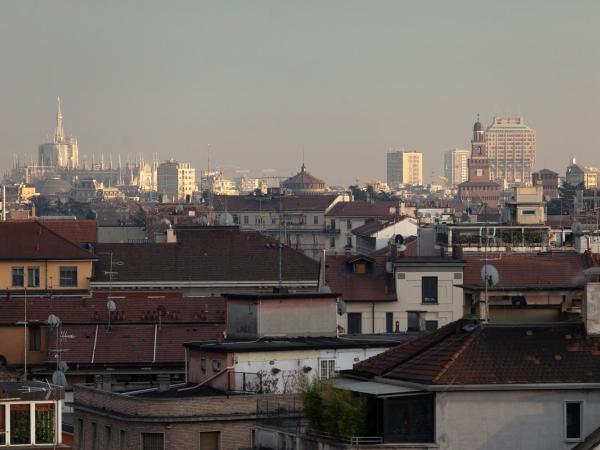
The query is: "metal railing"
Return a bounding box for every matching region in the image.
[306,430,384,445]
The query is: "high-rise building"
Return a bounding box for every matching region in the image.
[38,97,79,169]
[157,159,196,202]
[458,120,500,208]
[485,116,536,185]
[386,150,423,189]
[443,148,470,187]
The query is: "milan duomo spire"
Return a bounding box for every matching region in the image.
[54,96,64,144]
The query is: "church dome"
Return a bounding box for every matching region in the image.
[473,121,484,132]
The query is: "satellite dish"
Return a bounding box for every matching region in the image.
[395,234,405,245]
[197,216,209,226]
[572,222,584,236]
[337,299,347,316]
[0,355,6,367]
[319,283,332,294]
[52,371,67,387]
[219,213,234,226]
[480,264,500,287]
[58,361,69,373]
[47,314,61,327]
[106,300,117,312]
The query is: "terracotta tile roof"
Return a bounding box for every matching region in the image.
[326,201,401,218]
[462,253,585,289]
[93,228,320,283]
[325,254,395,302]
[212,195,338,212]
[0,221,94,260]
[354,321,600,385]
[0,292,225,325]
[351,217,410,237]
[26,219,97,244]
[47,323,224,365]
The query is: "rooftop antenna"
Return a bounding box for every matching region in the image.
[479,226,498,324]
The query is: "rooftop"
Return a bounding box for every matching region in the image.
[352,320,600,386]
[212,194,338,212]
[326,201,400,218]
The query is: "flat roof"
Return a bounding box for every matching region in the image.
[223,292,340,300]
[332,378,420,397]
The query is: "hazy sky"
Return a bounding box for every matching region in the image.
[0,0,598,185]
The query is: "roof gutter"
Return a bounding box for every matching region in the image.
[90,280,318,289]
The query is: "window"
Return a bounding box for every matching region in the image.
[77,419,84,450]
[565,401,583,441]
[243,215,249,225]
[397,272,406,280]
[425,320,438,331]
[200,356,206,372]
[407,312,425,332]
[29,327,41,351]
[386,312,394,333]
[453,272,462,280]
[28,266,40,287]
[105,426,112,449]
[329,236,335,248]
[347,313,362,334]
[12,266,24,287]
[346,219,352,229]
[199,431,220,450]
[319,359,336,381]
[59,266,78,287]
[346,236,353,248]
[313,216,319,225]
[421,277,438,304]
[212,359,222,373]
[141,432,164,450]
[91,422,97,450]
[384,394,435,443]
[354,262,366,274]
[522,210,536,215]
[35,403,55,444]
[330,219,336,230]
[11,404,31,444]
[119,430,127,450]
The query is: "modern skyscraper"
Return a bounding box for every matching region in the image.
[38,97,79,169]
[443,148,470,187]
[485,116,536,185]
[458,119,500,208]
[157,159,196,202]
[386,150,423,189]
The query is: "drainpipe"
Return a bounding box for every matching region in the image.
[91,324,99,364]
[372,302,375,333]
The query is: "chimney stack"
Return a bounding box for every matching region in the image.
[584,273,600,336]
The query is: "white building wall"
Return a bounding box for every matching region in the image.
[437,389,600,450]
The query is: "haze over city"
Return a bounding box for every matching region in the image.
[0,0,599,185]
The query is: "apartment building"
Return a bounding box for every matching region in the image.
[443,148,470,187]
[157,159,196,202]
[386,151,423,189]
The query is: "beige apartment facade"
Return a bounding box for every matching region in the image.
[157,159,196,202]
[443,148,470,187]
[485,116,536,185]
[386,150,423,189]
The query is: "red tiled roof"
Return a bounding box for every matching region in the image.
[212,195,339,212]
[0,221,94,260]
[47,323,223,365]
[325,254,395,302]
[462,253,585,289]
[0,292,225,325]
[35,220,97,244]
[326,201,400,218]
[354,321,600,385]
[93,228,320,283]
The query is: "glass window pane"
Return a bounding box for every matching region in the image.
[142,432,164,450]
[59,266,78,287]
[35,403,55,444]
[10,404,31,444]
[12,267,24,287]
[566,402,581,440]
[0,405,5,445]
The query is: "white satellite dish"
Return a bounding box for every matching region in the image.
[47,314,61,327]
[480,264,500,287]
[52,371,68,387]
[219,213,234,226]
[106,300,117,312]
[58,361,69,373]
[337,299,347,316]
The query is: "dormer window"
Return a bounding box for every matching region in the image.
[354,262,366,274]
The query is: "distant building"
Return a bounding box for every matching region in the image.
[157,159,196,202]
[485,116,536,185]
[38,97,79,169]
[386,150,423,188]
[281,164,326,195]
[443,148,470,187]
[566,157,598,189]
[532,169,559,199]
[503,184,546,225]
[457,119,500,208]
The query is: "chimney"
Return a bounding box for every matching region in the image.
[584,275,600,336]
[101,374,112,392]
[156,374,171,392]
[166,227,176,243]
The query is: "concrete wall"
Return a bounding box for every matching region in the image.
[585,283,600,336]
[0,326,48,366]
[188,350,233,391]
[436,389,600,450]
[258,298,337,338]
[227,301,258,339]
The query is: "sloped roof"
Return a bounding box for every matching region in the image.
[93,228,320,283]
[462,253,585,290]
[326,201,400,218]
[353,320,600,385]
[281,166,326,188]
[325,254,395,302]
[0,221,94,260]
[0,292,225,325]
[29,219,97,244]
[212,195,338,212]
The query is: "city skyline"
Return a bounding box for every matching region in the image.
[1,1,599,186]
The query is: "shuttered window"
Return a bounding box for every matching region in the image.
[142,433,164,450]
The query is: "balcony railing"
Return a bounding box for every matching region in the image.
[306,430,384,445]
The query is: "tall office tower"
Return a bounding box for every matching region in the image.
[157,159,196,202]
[485,116,536,185]
[444,148,470,187]
[386,150,423,189]
[38,97,79,169]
